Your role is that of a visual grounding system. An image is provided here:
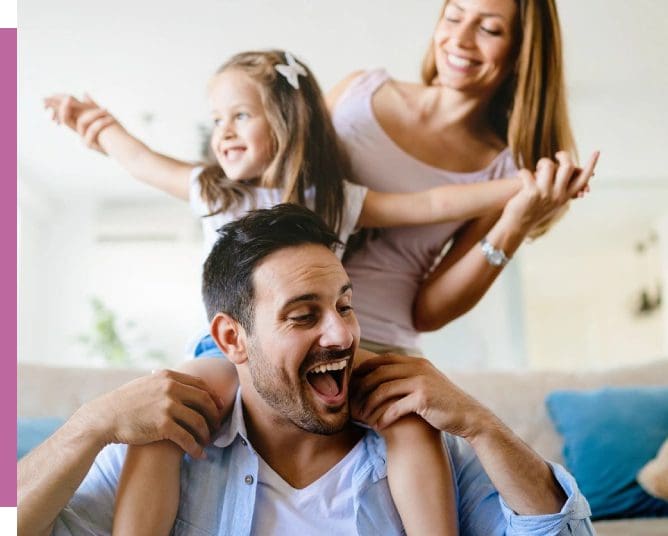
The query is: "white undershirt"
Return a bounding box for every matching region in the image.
[250,440,364,535]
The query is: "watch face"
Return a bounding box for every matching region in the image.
[490,251,503,266]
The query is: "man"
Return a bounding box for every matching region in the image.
[18,204,594,535]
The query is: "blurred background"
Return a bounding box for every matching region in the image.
[18,0,668,370]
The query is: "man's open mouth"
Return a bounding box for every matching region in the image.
[305,358,349,404]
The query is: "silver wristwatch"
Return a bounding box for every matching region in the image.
[480,237,510,267]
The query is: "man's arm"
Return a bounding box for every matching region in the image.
[18,370,225,536]
[352,355,588,518]
[18,410,108,536]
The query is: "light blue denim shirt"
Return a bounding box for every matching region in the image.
[55,391,594,535]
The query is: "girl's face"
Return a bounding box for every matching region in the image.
[208,69,274,182]
[432,0,517,96]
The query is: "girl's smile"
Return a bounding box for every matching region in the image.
[208,69,274,182]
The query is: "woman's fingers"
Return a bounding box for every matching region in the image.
[567,151,600,197]
[553,151,576,197]
[534,157,556,194]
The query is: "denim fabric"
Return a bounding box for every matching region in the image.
[193,333,225,359]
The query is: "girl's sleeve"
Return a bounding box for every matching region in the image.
[188,166,208,217]
[340,180,369,245]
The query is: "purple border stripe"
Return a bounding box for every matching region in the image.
[1,28,17,507]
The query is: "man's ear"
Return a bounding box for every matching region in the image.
[210,313,248,364]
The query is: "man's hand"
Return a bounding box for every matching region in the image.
[78,369,225,459]
[351,353,497,438]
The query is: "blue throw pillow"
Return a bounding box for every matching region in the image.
[18,417,65,459]
[546,386,668,520]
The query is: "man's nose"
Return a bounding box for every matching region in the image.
[319,312,355,349]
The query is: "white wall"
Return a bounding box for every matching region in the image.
[19,189,206,366]
[18,0,668,370]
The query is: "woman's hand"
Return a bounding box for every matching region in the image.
[503,150,599,236]
[44,94,119,154]
[351,354,496,438]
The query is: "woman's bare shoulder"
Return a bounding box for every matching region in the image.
[326,70,366,111]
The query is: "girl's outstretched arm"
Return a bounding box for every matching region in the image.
[44,94,195,201]
[356,177,522,229]
[112,357,238,536]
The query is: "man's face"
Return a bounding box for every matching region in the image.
[244,243,360,434]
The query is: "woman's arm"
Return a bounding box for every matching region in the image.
[413,152,599,331]
[44,94,194,200]
[357,176,521,228]
[111,358,238,536]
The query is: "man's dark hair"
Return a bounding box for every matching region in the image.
[202,204,342,332]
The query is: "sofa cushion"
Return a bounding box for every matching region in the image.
[18,417,65,459]
[546,386,668,520]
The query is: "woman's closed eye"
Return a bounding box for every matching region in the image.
[480,26,502,36]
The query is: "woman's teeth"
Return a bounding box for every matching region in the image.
[448,54,475,68]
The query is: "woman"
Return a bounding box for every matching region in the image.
[328,0,597,353]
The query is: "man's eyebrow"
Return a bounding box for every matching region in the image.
[282,282,353,309]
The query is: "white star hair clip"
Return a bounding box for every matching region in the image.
[275,52,307,90]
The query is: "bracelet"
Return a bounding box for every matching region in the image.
[480,237,510,267]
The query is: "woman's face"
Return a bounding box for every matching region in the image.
[432,0,518,96]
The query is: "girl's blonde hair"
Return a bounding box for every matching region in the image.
[421,0,576,237]
[198,50,347,233]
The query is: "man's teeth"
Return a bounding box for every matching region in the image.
[448,54,474,67]
[310,359,347,374]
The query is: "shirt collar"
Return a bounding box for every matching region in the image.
[212,388,250,448]
[211,388,389,485]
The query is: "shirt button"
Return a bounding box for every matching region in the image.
[244,475,254,485]
[241,438,247,446]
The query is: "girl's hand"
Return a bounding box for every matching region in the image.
[44,94,118,154]
[502,150,599,235]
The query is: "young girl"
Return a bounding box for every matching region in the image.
[45,50,590,536]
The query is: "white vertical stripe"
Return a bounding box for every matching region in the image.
[0,0,17,28]
[0,507,17,532]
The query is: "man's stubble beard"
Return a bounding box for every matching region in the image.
[245,334,350,435]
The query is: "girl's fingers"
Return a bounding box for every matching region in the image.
[83,93,101,108]
[75,107,108,136]
[83,116,115,149]
[57,95,74,127]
